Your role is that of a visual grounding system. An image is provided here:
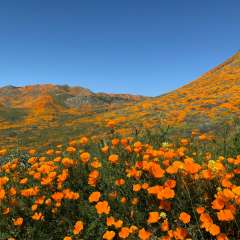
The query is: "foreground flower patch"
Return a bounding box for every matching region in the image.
[0,134,240,239]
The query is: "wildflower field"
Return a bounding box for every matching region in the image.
[1,123,240,240]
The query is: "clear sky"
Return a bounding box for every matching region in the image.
[0,0,239,96]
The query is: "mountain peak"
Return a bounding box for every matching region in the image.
[2,85,18,89]
[223,50,240,65]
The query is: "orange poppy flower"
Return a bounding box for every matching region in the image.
[131,197,139,205]
[196,207,205,214]
[180,139,188,145]
[114,219,123,228]
[216,233,229,240]
[199,134,207,141]
[164,179,176,189]
[161,219,169,231]
[179,212,191,224]
[200,213,213,228]
[32,212,44,221]
[0,188,6,200]
[201,169,212,179]
[80,136,88,145]
[212,198,225,210]
[142,183,149,189]
[173,227,188,239]
[119,227,130,238]
[103,230,115,240]
[147,212,160,224]
[88,170,99,187]
[3,207,10,215]
[88,191,101,203]
[217,209,234,221]
[133,184,141,192]
[232,186,240,196]
[221,178,232,188]
[19,178,28,185]
[151,163,165,178]
[80,152,90,163]
[69,140,77,146]
[13,217,23,226]
[112,138,119,146]
[115,178,125,186]
[157,187,175,200]
[101,145,109,153]
[64,237,72,240]
[21,186,39,197]
[164,151,176,160]
[184,158,201,174]
[73,220,84,235]
[51,192,64,202]
[200,212,211,221]
[121,138,128,146]
[208,224,220,236]
[147,185,162,195]
[108,154,119,164]
[62,158,75,167]
[129,225,138,233]
[31,204,38,211]
[138,228,152,240]
[106,216,115,226]
[95,201,110,215]
[45,198,52,206]
[66,146,76,153]
[91,160,102,168]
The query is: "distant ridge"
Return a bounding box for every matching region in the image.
[0,83,147,109]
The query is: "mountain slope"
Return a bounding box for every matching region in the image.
[99,51,240,131]
[0,51,240,148]
[0,84,147,147]
[154,51,240,124]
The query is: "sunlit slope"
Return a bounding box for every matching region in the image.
[99,51,240,131]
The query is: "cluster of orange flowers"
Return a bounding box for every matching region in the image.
[1,132,240,239]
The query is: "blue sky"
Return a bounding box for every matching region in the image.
[0,0,239,96]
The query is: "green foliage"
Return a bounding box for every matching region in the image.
[0,108,27,122]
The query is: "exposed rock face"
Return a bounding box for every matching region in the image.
[64,93,145,108]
